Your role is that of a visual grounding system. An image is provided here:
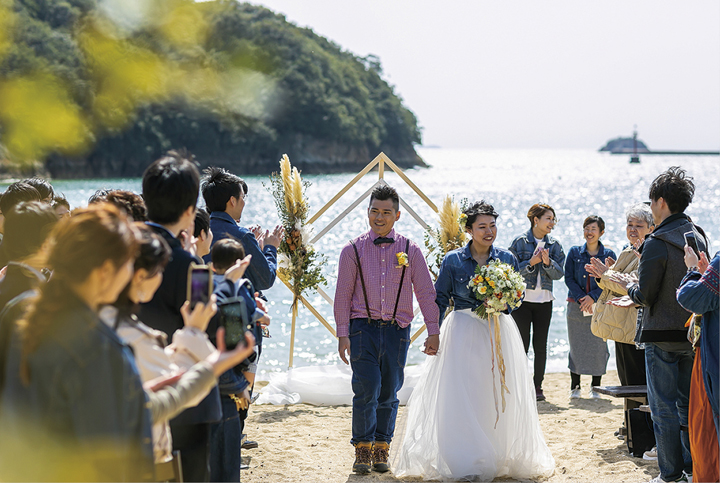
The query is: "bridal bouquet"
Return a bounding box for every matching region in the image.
[468,260,526,319]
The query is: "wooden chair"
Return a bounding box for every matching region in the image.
[155,450,183,482]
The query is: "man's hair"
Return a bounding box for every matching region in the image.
[194,208,210,238]
[583,215,605,232]
[201,167,247,213]
[22,177,54,200]
[369,185,399,212]
[0,182,42,215]
[142,150,200,224]
[463,201,499,228]
[211,238,246,273]
[52,194,70,211]
[106,190,148,222]
[3,201,59,261]
[648,166,695,214]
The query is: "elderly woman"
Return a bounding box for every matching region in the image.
[586,203,654,388]
[564,215,617,399]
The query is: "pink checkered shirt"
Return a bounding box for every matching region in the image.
[333,229,440,338]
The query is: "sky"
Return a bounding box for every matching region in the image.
[250,1,720,150]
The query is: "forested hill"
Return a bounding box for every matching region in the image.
[0,1,425,178]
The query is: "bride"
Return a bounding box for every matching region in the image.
[391,201,555,481]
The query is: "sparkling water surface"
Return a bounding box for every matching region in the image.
[36,148,720,377]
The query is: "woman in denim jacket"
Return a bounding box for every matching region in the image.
[508,203,565,401]
[392,201,555,481]
[564,215,616,399]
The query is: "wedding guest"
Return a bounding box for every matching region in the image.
[200,166,282,453]
[106,225,256,464]
[90,189,147,222]
[0,204,155,481]
[138,150,220,482]
[194,209,213,259]
[52,194,71,219]
[608,167,708,483]
[0,182,43,268]
[334,184,440,474]
[200,166,283,292]
[22,177,54,202]
[588,203,654,387]
[508,203,565,401]
[564,215,616,399]
[677,248,719,483]
[209,238,270,482]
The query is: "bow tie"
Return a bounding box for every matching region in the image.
[374,237,395,245]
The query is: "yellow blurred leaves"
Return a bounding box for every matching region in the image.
[158,1,210,49]
[0,0,16,61]
[0,73,90,161]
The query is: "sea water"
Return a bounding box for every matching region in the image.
[39,148,720,377]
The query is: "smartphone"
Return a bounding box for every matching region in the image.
[218,299,258,350]
[683,232,700,257]
[187,263,213,309]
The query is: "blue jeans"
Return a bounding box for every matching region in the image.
[349,318,411,445]
[209,395,242,482]
[645,343,693,481]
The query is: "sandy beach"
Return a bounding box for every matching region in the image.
[242,370,659,482]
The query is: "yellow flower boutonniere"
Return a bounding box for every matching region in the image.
[396,251,409,268]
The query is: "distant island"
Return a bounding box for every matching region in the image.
[600,136,719,156]
[599,137,650,153]
[0,2,425,178]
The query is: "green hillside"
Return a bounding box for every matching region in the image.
[0,0,425,177]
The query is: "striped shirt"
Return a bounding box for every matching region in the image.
[333,229,440,337]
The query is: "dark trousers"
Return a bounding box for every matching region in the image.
[512,301,553,388]
[349,318,410,445]
[170,422,211,482]
[616,341,647,386]
[210,395,242,483]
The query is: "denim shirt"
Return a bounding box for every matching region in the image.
[206,211,278,292]
[435,242,519,325]
[564,242,617,302]
[508,229,566,291]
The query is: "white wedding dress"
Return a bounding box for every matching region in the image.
[390,309,555,481]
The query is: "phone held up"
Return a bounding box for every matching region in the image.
[218,298,258,350]
[187,263,213,310]
[683,231,700,258]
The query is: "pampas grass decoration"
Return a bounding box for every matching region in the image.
[280,154,294,215]
[438,195,467,248]
[291,166,304,216]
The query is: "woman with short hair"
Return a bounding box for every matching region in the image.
[508,203,566,401]
[564,215,616,399]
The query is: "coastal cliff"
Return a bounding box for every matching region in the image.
[0,1,425,178]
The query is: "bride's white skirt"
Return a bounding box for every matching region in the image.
[390,309,555,481]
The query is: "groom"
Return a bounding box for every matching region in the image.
[334,184,440,475]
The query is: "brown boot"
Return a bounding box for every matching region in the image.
[372,441,390,472]
[353,442,373,474]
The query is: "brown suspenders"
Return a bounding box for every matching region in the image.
[350,238,410,324]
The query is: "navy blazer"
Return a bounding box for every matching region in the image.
[138,224,221,425]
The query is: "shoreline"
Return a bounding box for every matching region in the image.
[244,370,659,482]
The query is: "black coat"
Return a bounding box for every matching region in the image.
[137,224,221,425]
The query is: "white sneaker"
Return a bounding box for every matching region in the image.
[589,388,602,399]
[570,386,582,399]
[684,471,693,483]
[643,447,658,461]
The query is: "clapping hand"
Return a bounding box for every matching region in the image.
[540,249,550,266]
[585,257,609,279]
[607,271,638,289]
[529,246,544,266]
[578,295,594,313]
[607,295,639,308]
[264,225,285,249]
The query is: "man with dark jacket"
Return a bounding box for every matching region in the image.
[612,167,708,483]
[138,151,221,482]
